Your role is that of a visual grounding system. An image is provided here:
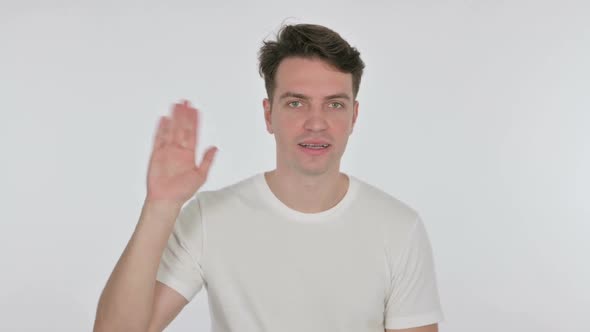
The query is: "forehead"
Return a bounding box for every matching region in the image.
[274,57,353,97]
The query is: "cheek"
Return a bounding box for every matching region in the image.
[273,119,299,144]
[333,119,353,134]
[275,115,301,132]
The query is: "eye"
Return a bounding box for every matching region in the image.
[328,102,344,109]
[288,100,303,108]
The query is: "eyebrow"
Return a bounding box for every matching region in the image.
[278,92,351,101]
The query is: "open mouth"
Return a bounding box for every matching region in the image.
[297,143,332,156]
[298,143,330,150]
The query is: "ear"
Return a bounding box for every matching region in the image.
[263,98,273,134]
[350,100,359,135]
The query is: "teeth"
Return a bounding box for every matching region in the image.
[300,143,329,149]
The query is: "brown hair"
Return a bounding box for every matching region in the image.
[258,23,365,102]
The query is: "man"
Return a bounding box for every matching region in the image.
[94,23,444,332]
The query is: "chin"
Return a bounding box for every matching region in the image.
[294,164,334,177]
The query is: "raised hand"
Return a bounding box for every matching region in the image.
[145,100,218,205]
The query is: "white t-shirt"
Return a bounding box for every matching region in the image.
[156,172,444,331]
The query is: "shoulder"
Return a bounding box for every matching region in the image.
[350,175,421,244]
[352,176,419,225]
[192,174,261,212]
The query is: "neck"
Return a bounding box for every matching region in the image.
[264,168,349,213]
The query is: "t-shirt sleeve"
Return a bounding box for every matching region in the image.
[384,216,445,330]
[156,195,206,302]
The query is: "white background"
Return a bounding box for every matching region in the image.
[1,1,589,331]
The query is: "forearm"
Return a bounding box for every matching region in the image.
[94,200,182,332]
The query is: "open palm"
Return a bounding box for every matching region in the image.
[146,100,217,204]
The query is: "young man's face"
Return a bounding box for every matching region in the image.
[263,57,359,177]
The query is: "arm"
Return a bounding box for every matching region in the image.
[386,323,438,332]
[146,281,190,332]
[93,100,217,331]
[94,200,183,332]
[384,217,444,331]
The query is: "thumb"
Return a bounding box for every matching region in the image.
[197,146,218,178]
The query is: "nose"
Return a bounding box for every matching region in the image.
[303,105,328,132]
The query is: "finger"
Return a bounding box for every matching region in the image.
[172,101,198,149]
[184,104,198,150]
[154,116,172,149]
[197,146,218,178]
[170,103,184,148]
[170,103,184,147]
